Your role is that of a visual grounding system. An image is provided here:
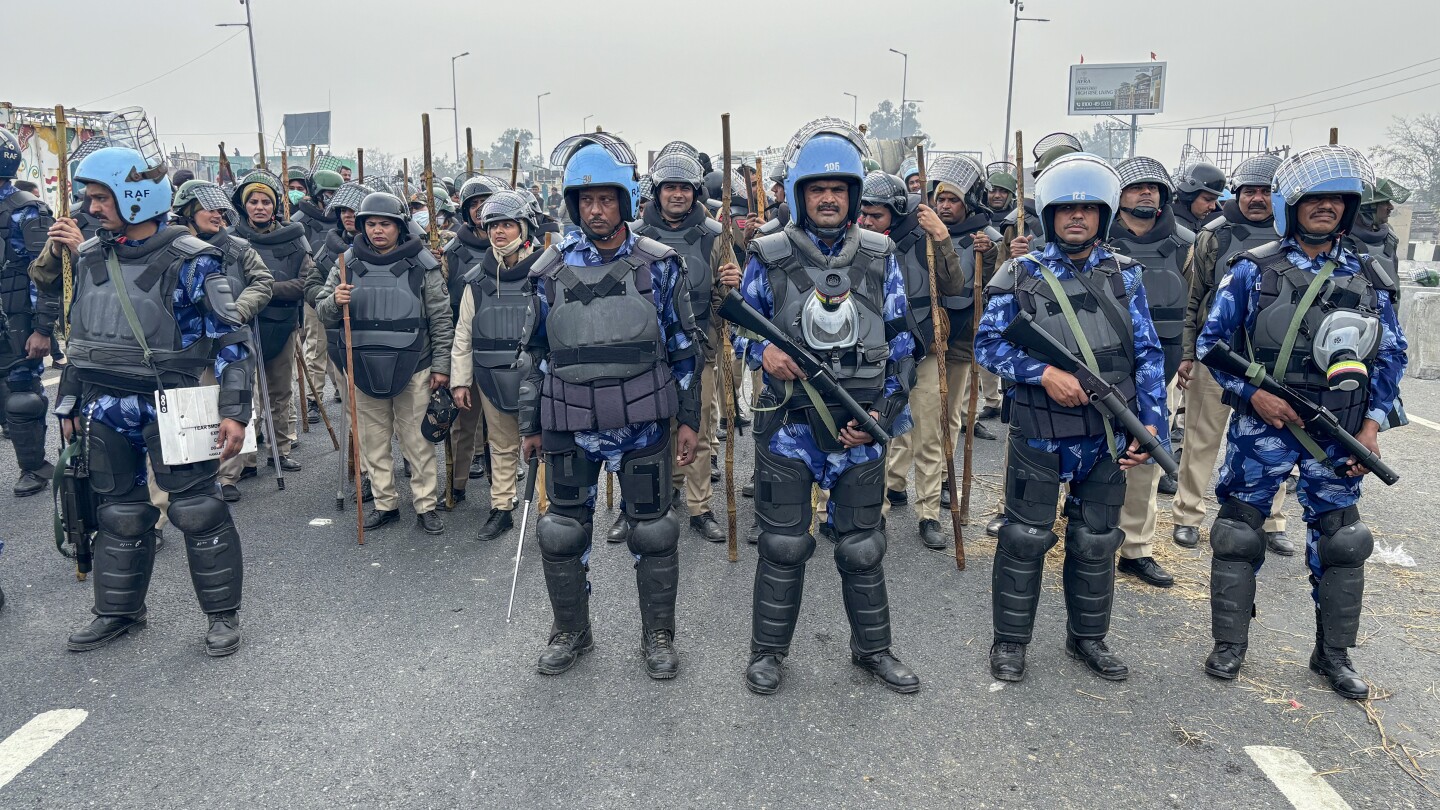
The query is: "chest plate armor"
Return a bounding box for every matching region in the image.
[891,225,934,354]
[1009,256,1138,440]
[239,221,310,361]
[69,228,220,393]
[632,214,722,332]
[467,252,538,412]
[538,237,679,432]
[327,241,433,399]
[1343,226,1399,281]
[443,228,489,323]
[313,228,353,277]
[1107,222,1193,381]
[0,191,51,331]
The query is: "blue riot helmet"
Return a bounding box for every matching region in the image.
[1033,152,1121,254]
[0,128,21,179]
[1271,144,1374,244]
[74,146,172,224]
[783,118,869,233]
[552,131,639,234]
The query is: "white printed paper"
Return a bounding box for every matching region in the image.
[154,385,257,465]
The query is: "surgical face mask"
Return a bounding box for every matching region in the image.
[1312,309,1381,391]
[288,190,305,207]
[800,271,860,351]
[413,210,430,229]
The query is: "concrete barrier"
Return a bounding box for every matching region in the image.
[1400,290,1440,379]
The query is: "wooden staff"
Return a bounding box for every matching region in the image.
[280,150,292,222]
[421,113,455,511]
[1014,132,1026,237]
[715,113,739,561]
[510,140,521,188]
[357,148,365,182]
[466,128,474,176]
[292,334,310,435]
[1329,128,1339,146]
[257,133,267,171]
[296,337,338,448]
[402,158,411,201]
[338,254,366,545]
[960,249,982,526]
[54,105,74,337]
[217,142,233,187]
[916,147,965,569]
[308,144,316,171]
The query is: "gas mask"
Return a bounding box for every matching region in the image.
[1312,310,1381,392]
[800,271,860,351]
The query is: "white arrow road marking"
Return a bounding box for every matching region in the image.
[0,710,89,791]
[1245,745,1353,810]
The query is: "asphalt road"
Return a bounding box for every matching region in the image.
[0,371,1437,809]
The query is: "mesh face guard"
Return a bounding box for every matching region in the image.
[548,131,636,171]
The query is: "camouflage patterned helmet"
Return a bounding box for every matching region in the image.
[928,154,986,211]
[637,174,654,203]
[310,169,344,196]
[326,181,372,216]
[1365,177,1411,206]
[286,165,310,185]
[649,153,706,203]
[232,168,283,210]
[480,189,540,231]
[657,140,700,161]
[1115,156,1175,209]
[173,179,236,225]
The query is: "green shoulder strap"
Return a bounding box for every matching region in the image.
[1030,259,1118,459]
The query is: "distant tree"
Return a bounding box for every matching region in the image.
[467,128,539,175]
[1074,121,1142,163]
[866,100,928,143]
[1371,114,1440,207]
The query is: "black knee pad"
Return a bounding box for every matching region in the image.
[167,494,230,537]
[87,422,139,497]
[97,500,161,539]
[758,531,816,567]
[1005,436,1061,527]
[1210,498,1266,563]
[628,511,680,557]
[619,432,672,520]
[834,529,887,574]
[997,521,1059,561]
[142,421,219,493]
[1313,506,1372,567]
[536,512,589,558]
[829,457,885,536]
[5,387,46,423]
[1063,522,1124,562]
[1070,456,1126,531]
[754,445,814,535]
[542,431,602,510]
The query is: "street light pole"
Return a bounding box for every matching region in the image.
[217,0,265,165]
[843,92,858,125]
[582,114,593,132]
[536,91,551,170]
[451,51,470,158]
[889,49,908,139]
[1003,1,1050,162]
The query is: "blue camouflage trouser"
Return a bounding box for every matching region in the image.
[1215,412,1363,601]
[767,423,886,526]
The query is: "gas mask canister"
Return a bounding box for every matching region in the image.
[801,271,860,351]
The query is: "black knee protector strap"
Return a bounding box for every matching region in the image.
[754,445,814,535]
[542,431,602,510]
[536,512,590,559]
[1070,456,1126,532]
[142,422,219,493]
[829,457,885,536]
[1210,498,1267,563]
[619,431,672,520]
[1005,436,1061,527]
[627,511,680,558]
[86,422,138,497]
[834,529,887,574]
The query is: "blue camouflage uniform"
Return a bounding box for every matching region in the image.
[976,242,1170,480]
[740,226,914,526]
[1,182,44,386]
[1197,238,1406,593]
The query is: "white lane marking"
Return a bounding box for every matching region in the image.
[1245,745,1353,810]
[1406,413,1440,432]
[0,710,88,791]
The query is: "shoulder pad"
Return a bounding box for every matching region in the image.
[78,235,103,255]
[756,217,783,236]
[275,221,308,241]
[855,227,894,257]
[1231,239,1284,268]
[1173,224,1196,244]
[1361,253,1398,294]
[629,220,653,238]
[1203,215,1228,232]
[415,246,441,271]
[700,217,724,236]
[1107,251,1139,271]
[443,236,461,253]
[6,190,40,210]
[1003,207,1019,225]
[291,210,309,224]
[530,245,564,279]
[750,231,793,265]
[227,234,251,249]
[984,258,1020,295]
[172,233,222,261]
[630,234,678,264]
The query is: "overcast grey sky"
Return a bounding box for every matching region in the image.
[16,0,1440,168]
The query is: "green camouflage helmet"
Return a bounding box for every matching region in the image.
[988,172,1018,195]
[1365,177,1411,206]
[1034,143,1081,177]
[310,169,343,195]
[861,157,882,173]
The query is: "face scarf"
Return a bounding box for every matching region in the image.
[491,221,532,263]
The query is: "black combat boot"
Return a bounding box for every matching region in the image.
[1309,607,1369,700]
[636,551,680,680]
[537,552,593,676]
[205,611,241,657]
[989,641,1027,681]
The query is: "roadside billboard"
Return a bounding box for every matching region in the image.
[1068,63,1167,116]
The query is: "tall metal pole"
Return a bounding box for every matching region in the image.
[889,49,908,139]
[244,1,264,160]
[536,92,551,170]
[1129,114,1139,160]
[843,92,858,125]
[1003,1,1019,163]
[451,51,469,157]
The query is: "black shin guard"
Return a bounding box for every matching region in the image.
[1209,499,1266,644]
[536,512,592,634]
[92,502,161,618]
[1313,506,1372,649]
[635,551,678,636]
[170,495,244,614]
[6,385,48,471]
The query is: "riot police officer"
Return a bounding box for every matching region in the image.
[857,171,962,550]
[986,166,1019,231]
[516,132,701,680]
[1172,162,1226,231]
[47,145,254,655]
[449,190,541,540]
[231,170,315,472]
[735,119,919,696]
[1197,145,1407,700]
[0,127,57,496]
[630,150,740,543]
[1173,154,1293,555]
[976,153,1169,683]
[1344,177,1407,281]
[316,192,454,534]
[1107,156,1194,588]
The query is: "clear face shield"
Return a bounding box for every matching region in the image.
[800,271,860,351]
[1311,309,1382,392]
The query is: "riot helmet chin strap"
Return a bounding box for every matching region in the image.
[1056,234,1099,255]
[1120,204,1158,220]
[581,218,625,243]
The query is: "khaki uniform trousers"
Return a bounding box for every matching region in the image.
[261,332,298,455]
[301,304,341,402]
[448,383,485,494]
[356,369,438,514]
[672,338,719,514]
[478,392,520,510]
[884,354,944,522]
[1172,363,1287,532]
